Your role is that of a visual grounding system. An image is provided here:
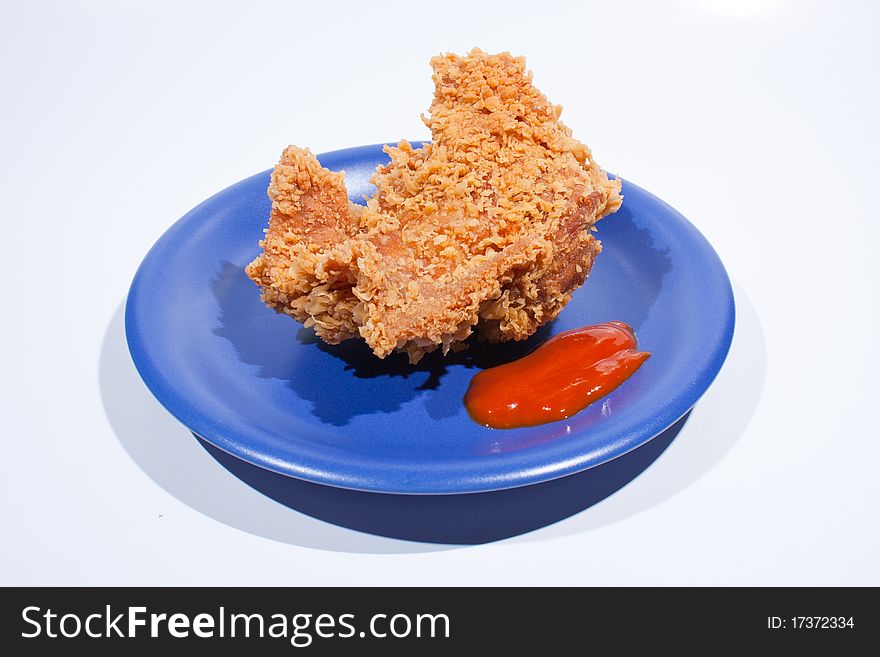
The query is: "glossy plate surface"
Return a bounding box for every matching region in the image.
[126,143,734,494]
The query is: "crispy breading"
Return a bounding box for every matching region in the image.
[247,49,622,362]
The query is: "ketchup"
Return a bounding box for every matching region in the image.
[465,322,650,429]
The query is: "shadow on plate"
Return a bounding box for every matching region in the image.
[211,261,553,425]
[100,282,763,550]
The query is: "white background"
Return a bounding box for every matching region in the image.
[2,0,878,585]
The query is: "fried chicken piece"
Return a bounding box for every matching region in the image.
[247,49,622,363]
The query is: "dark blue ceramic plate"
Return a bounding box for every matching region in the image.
[126,143,734,494]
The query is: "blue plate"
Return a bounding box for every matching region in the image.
[126,143,734,494]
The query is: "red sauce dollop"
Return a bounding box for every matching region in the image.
[465,321,650,429]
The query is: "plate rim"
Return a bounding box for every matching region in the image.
[125,143,735,495]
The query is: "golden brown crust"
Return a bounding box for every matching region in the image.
[247,49,622,362]
[245,146,364,344]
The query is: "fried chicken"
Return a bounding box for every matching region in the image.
[246,49,622,363]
